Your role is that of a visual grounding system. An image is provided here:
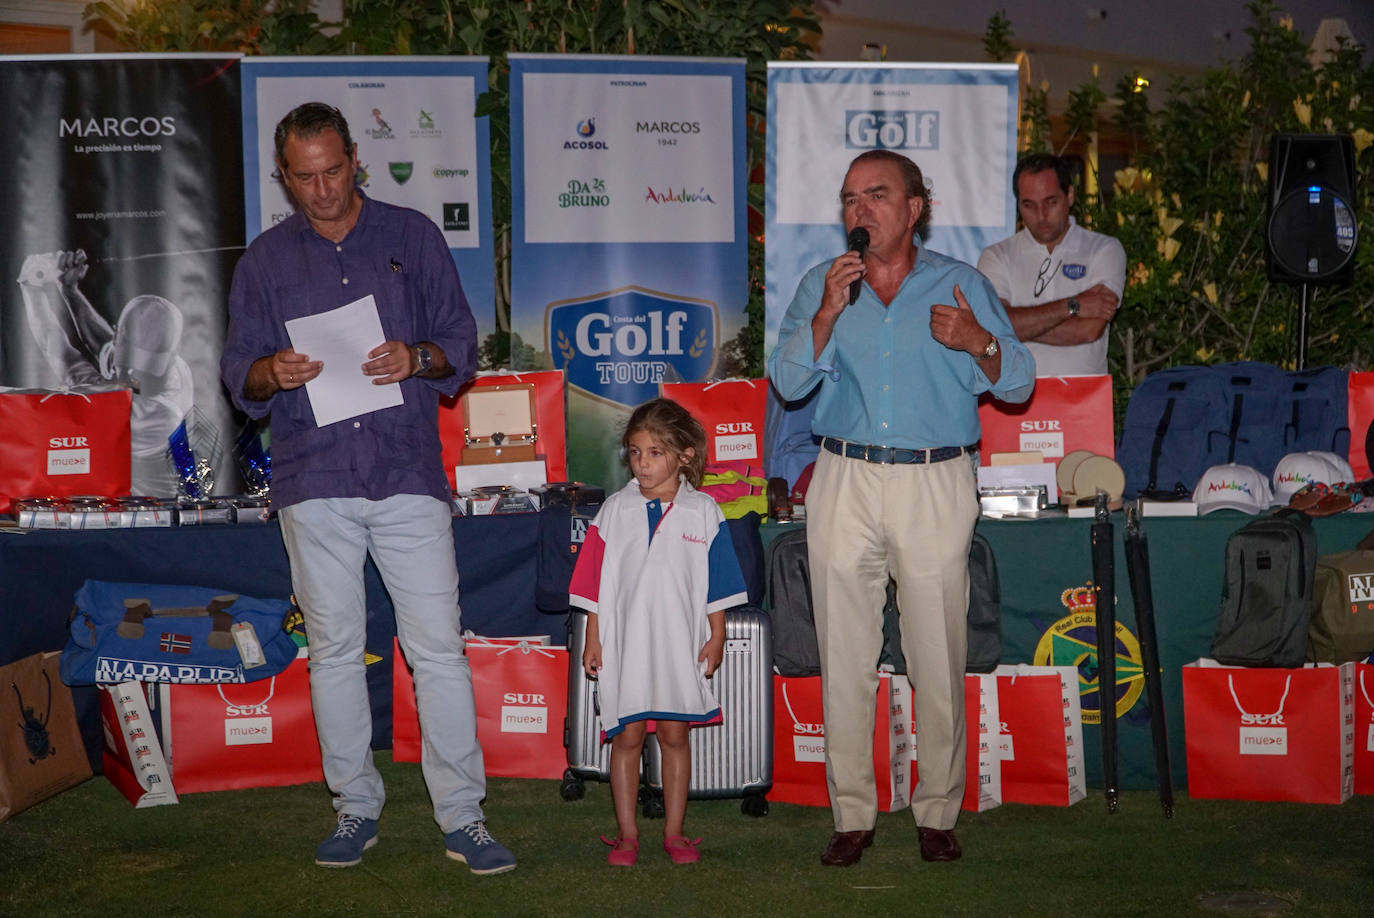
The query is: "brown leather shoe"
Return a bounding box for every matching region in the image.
[918,826,962,862]
[820,829,874,867]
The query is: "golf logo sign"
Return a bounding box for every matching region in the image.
[1032,584,1144,725]
[547,286,716,407]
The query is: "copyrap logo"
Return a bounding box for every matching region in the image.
[844,110,939,150]
[547,287,715,407]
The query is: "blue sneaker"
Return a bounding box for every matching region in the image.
[314,814,378,867]
[444,821,516,875]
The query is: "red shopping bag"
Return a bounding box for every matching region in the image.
[99,681,177,808]
[909,674,1001,813]
[1355,663,1374,795]
[960,673,1002,813]
[393,637,568,780]
[771,674,909,811]
[1183,660,1355,804]
[0,387,132,513]
[976,374,1113,463]
[156,652,323,793]
[439,370,567,483]
[660,379,768,466]
[992,665,1086,806]
[1348,371,1374,479]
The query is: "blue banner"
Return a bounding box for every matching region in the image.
[509,54,747,488]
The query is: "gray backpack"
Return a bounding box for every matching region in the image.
[1211,511,1316,668]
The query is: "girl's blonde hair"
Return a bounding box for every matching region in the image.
[622,397,706,488]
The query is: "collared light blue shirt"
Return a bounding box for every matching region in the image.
[767,243,1034,449]
[220,193,477,510]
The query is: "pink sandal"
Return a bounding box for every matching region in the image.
[601,835,638,867]
[663,835,702,865]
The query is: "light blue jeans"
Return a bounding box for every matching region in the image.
[280,494,486,833]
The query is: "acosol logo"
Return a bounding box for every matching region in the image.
[546,286,716,408]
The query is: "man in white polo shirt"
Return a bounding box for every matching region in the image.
[977,154,1125,377]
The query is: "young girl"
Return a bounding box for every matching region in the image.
[568,397,748,866]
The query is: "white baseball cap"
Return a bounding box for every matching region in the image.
[1193,463,1274,514]
[1271,450,1354,505]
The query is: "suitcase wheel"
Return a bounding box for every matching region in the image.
[558,769,585,802]
[741,794,769,818]
[639,785,665,819]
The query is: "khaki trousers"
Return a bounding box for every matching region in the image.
[807,447,978,831]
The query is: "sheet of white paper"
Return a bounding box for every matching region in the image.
[284,294,404,427]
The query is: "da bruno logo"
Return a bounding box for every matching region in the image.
[546,286,716,408]
[1032,584,1144,725]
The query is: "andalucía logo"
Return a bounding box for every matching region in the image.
[546,286,716,408]
[1031,584,1144,725]
[644,185,716,204]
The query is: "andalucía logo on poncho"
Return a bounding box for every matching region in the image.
[546,286,716,408]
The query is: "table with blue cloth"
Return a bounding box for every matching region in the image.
[0,514,563,773]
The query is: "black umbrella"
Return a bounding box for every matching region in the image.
[1124,504,1175,817]
[1090,491,1119,814]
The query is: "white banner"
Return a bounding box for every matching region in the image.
[240,57,496,344]
[764,63,1019,356]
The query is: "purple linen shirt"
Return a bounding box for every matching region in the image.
[220,194,477,510]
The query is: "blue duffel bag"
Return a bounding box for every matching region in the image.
[60,580,299,685]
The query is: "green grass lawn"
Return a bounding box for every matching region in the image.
[3,755,1370,917]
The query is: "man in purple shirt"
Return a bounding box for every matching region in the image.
[220,102,514,875]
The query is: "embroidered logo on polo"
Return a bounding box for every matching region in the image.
[1062,264,1087,280]
[1032,584,1144,724]
[547,286,716,408]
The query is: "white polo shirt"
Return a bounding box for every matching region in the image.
[977,218,1126,377]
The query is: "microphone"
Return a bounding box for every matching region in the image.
[846,226,869,305]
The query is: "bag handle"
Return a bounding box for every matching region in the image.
[215,677,276,709]
[496,641,557,659]
[116,595,238,649]
[1227,673,1291,719]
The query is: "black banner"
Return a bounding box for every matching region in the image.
[0,56,244,495]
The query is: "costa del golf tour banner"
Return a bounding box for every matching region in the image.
[765,62,1020,357]
[509,53,748,488]
[0,54,247,496]
[241,56,496,345]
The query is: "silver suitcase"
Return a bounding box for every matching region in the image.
[642,607,773,816]
[559,610,612,800]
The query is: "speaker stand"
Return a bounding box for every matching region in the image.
[1296,283,1310,370]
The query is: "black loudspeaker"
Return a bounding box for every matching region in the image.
[1266,133,1358,284]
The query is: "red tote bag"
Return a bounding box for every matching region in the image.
[156,652,323,793]
[976,374,1113,463]
[394,637,568,780]
[1183,660,1355,804]
[993,665,1086,806]
[1348,371,1374,479]
[438,370,568,483]
[771,674,909,811]
[1355,663,1374,795]
[660,379,768,467]
[0,387,132,512]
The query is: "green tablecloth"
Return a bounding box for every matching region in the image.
[762,511,1373,790]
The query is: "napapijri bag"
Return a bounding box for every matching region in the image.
[1118,365,1229,499]
[61,580,298,686]
[1309,549,1374,663]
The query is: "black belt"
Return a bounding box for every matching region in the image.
[821,437,970,465]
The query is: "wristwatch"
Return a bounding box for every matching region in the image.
[1066,296,1081,317]
[412,344,434,375]
[978,336,1000,361]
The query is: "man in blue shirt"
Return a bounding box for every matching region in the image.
[221,103,515,875]
[769,150,1033,867]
